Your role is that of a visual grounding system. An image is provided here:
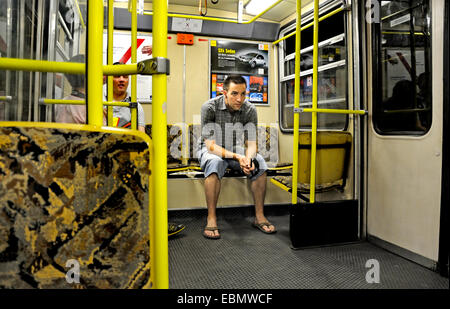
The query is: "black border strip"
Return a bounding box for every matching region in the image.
[438,0,449,278]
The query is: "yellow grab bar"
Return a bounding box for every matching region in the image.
[0,96,12,102]
[309,0,319,203]
[301,108,366,115]
[103,101,131,107]
[86,0,104,127]
[0,58,141,76]
[291,0,302,205]
[40,99,131,107]
[103,63,140,75]
[131,0,138,131]
[0,58,84,74]
[73,0,85,28]
[107,0,114,126]
[151,0,169,289]
[272,6,343,45]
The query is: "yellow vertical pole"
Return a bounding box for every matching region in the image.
[130,0,138,130]
[86,0,104,126]
[152,0,169,289]
[107,0,114,126]
[291,0,301,205]
[310,0,319,203]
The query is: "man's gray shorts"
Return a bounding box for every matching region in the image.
[198,148,268,181]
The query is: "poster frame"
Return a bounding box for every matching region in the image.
[209,38,270,107]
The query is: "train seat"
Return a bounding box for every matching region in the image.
[188,124,292,176]
[0,123,151,288]
[271,131,352,199]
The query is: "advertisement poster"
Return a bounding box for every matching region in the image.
[102,31,153,101]
[210,40,269,105]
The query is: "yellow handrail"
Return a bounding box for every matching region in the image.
[0,58,85,74]
[103,101,132,107]
[137,0,283,24]
[73,0,86,29]
[272,6,343,45]
[103,63,140,75]
[107,0,114,126]
[382,31,425,36]
[42,99,84,105]
[0,96,12,102]
[291,0,301,205]
[86,0,104,127]
[309,0,319,203]
[131,0,138,131]
[0,58,140,76]
[302,108,366,115]
[151,0,169,290]
[40,99,131,107]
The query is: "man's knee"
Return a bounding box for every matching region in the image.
[202,156,227,179]
[249,155,268,181]
[204,156,225,170]
[252,170,267,181]
[205,172,219,181]
[254,154,268,169]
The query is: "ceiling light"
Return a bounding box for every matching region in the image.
[245,0,277,16]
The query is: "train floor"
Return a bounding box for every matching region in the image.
[168,205,449,289]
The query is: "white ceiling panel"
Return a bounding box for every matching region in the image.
[132,0,314,23]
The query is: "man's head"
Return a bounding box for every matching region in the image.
[112,62,129,98]
[65,54,85,91]
[223,75,247,111]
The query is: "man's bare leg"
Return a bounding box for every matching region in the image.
[204,173,221,238]
[250,172,275,233]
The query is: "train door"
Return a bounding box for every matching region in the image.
[365,0,445,270]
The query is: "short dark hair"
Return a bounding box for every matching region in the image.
[65,54,85,89]
[223,75,247,91]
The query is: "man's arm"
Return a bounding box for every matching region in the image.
[205,139,242,160]
[241,106,259,173]
[245,140,257,160]
[205,139,255,175]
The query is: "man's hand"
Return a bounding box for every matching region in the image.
[238,156,255,175]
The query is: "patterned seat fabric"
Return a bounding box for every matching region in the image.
[257,125,279,168]
[0,125,150,288]
[145,124,186,169]
[188,124,201,167]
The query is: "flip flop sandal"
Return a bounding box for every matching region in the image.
[252,221,277,234]
[168,222,186,237]
[203,226,221,239]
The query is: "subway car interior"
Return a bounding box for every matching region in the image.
[0,0,449,290]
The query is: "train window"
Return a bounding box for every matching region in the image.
[278,6,348,132]
[0,0,86,122]
[373,0,432,135]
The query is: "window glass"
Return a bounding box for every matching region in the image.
[281,66,347,130]
[0,0,86,122]
[279,8,347,132]
[373,0,432,134]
